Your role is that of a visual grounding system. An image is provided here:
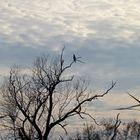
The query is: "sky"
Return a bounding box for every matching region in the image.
[0,0,140,125]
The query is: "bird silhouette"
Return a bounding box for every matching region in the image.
[73,54,76,62]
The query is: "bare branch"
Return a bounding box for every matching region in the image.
[110,113,121,140]
[49,82,116,130]
[127,92,140,103]
[117,93,140,110]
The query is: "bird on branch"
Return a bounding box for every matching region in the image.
[73,54,84,63]
[73,54,76,62]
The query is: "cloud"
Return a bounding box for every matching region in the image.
[1,0,140,45]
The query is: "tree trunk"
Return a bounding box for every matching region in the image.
[43,129,51,140]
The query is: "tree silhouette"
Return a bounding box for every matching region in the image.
[0,48,115,140]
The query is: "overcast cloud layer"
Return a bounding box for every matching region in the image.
[0,0,140,121]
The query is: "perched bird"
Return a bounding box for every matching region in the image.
[73,54,76,62]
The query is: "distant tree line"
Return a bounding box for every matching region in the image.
[69,119,140,140]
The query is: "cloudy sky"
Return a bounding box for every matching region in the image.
[0,0,140,122]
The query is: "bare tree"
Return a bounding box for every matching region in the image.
[0,48,115,140]
[121,120,140,140]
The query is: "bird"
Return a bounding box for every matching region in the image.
[73,54,76,62]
